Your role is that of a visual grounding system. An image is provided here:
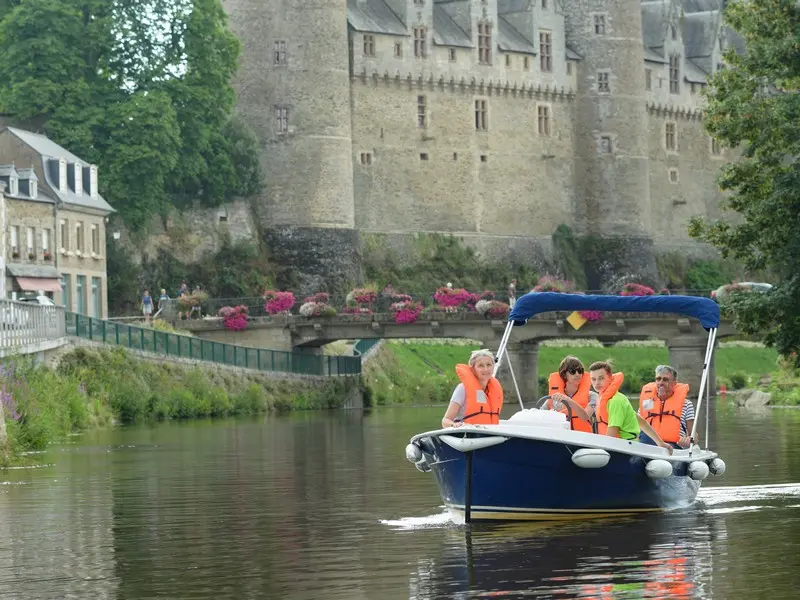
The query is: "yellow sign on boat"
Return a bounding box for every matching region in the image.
[566,311,587,330]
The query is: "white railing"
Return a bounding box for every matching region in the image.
[0,299,66,350]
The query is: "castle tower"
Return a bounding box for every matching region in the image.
[564,1,656,283]
[222,0,360,292]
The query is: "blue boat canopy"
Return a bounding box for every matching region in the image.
[509,292,721,329]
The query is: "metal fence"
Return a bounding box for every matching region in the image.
[0,299,66,350]
[65,312,361,377]
[353,339,381,358]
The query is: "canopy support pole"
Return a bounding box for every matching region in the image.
[504,348,525,411]
[690,327,717,453]
[493,321,514,375]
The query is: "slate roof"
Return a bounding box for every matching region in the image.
[497,0,532,14]
[432,3,472,47]
[5,127,114,214]
[6,264,62,279]
[347,0,406,36]
[497,15,536,54]
[684,10,720,59]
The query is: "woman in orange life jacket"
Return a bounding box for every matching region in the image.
[441,349,503,428]
[588,361,673,454]
[548,356,597,433]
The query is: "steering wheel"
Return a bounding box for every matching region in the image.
[535,394,574,429]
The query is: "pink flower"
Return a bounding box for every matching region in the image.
[579,310,604,322]
[533,275,575,293]
[620,283,655,297]
[264,291,296,314]
[434,287,472,308]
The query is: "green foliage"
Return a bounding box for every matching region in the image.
[728,372,748,390]
[551,225,588,289]
[686,260,738,291]
[0,0,261,230]
[691,0,800,365]
[362,233,539,298]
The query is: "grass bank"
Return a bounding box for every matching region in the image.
[362,340,781,406]
[1,347,359,465]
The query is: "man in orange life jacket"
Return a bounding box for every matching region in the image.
[638,365,696,449]
[441,349,503,427]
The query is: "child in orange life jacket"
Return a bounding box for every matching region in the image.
[589,361,673,455]
[441,349,504,428]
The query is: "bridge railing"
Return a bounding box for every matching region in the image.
[64,312,361,377]
[161,289,716,321]
[0,299,65,350]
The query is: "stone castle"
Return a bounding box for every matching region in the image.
[221,0,738,289]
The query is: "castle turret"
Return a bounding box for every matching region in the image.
[223,0,360,292]
[564,1,656,283]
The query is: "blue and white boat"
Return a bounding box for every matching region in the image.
[405,293,727,522]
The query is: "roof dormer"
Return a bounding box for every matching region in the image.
[67,162,83,195]
[0,164,19,196]
[17,167,38,199]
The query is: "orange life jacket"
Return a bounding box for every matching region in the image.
[455,364,503,425]
[547,372,593,433]
[639,382,690,443]
[594,372,625,436]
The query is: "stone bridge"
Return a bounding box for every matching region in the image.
[177,311,738,399]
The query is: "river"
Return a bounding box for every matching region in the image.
[1,402,799,599]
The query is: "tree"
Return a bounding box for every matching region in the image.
[690,0,800,365]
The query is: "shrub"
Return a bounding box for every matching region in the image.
[475,299,510,318]
[729,372,748,390]
[299,301,337,317]
[347,288,377,308]
[620,283,655,296]
[263,290,295,314]
[218,305,249,330]
[533,275,575,293]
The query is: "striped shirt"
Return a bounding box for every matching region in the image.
[639,396,695,437]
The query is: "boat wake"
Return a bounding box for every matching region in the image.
[380,509,456,530]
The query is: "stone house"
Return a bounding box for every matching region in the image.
[0,127,114,317]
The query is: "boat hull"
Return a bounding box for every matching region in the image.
[423,433,702,521]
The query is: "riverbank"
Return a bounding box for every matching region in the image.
[1,346,359,465]
[362,339,787,406]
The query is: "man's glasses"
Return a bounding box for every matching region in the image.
[567,368,584,375]
[655,377,673,382]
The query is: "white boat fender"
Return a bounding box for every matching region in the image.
[708,458,726,476]
[688,461,710,481]
[406,443,423,464]
[646,459,673,479]
[571,448,610,469]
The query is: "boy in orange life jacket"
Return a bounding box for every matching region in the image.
[441,349,504,428]
[589,361,673,455]
[638,365,696,449]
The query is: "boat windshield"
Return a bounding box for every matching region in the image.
[508,292,720,330]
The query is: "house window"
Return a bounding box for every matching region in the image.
[417,95,427,128]
[42,228,51,251]
[60,219,68,251]
[537,105,551,136]
[414,27,427,58]
[594,15,606,36]
[597,71,610,93]
[273,41,287,65]
[665,122,677,151]
[478,22,492,65]
[363,34,375,57]
[394,41,403,58]
[475,99,488,131]
[91,223,100,254]
[567,62,573,75]
[360,152,373,165]
[539,31,552,72]
[76,221,85,253]
[645,69,652,91]
[449,48,457,62]
[669,54,680,94]
[92,277,101,318]
[10,225,19,253]
[275,107,289,133]
[711,137,722,156]
[26,227,34,257]
[505,54,511,67]
[523,56,530,70]
[62,273,72,311]
[600,136,612,154]
[669,169,679,183]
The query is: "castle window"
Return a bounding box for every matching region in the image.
[478,23,492,65]
[524,56,530,70]
[541,0,548,8]
[669,169,679,183]
[414,27,427,58]
[645,69,652,91]
[597,71,610,93]
[567,62,573,75]
[453,153,458,160]
[417,95,427,128]
[537,105,551,137]
[505,54,511,67]
[665,122,677,151]
[717,62,725,72]
[600,136,612,154]
[475,99,488,131]
[449,48,457,62]
[480,154,488,163]
[363,35,375,57]
[711,137,723,156]
[394,42,403,58]
[273,41,287,65]
[669,54,680,94]
[420,153,429,161]
[539,31,552,72]
[594,15,606,36]
[671,25,677,41]
[360,152,373,165]
[275,107,289,133]
[414,0,424,5]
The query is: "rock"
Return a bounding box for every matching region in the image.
[744,390,772,408]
